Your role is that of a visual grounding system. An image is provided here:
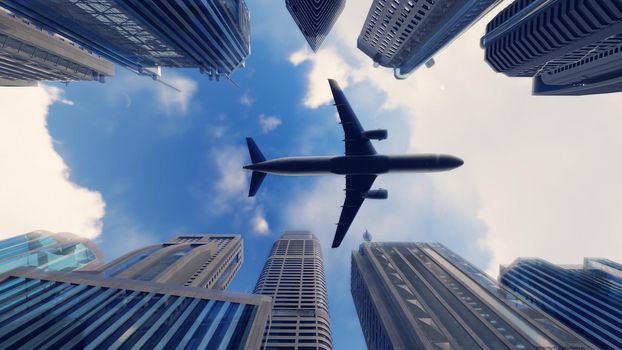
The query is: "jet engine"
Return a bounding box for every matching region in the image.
[362,129,388,140]
[362,189,388,199]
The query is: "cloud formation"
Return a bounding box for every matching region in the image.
[259,114,283,134]
[240,91,256,107]
[0,86,105,239]
[286,0,622,277]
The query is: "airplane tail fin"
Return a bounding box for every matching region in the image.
[246,137,266,164]
[249,171,267,197]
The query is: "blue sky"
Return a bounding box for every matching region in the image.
[3,0,622,349]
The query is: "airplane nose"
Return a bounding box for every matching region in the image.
[454,157,464,167]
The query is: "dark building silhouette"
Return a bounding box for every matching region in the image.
[358,0,502,78]
[351,242,596,349]
[254,231,333,350]
[285,0,345,52]
[482,0,622,95]
[0,0,250,80]
[500,257,622,349]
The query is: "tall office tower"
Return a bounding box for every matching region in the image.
[351,242,596,350]
[254,231,333,350]
[358,0,502,79]
[94,234,243,289]
[500,257,622,349]
[0,0,251,80]
[0,267,271,349]
[482,0,622,95]
[0,230,102,273]
[0,10,113,86]
[285,0,346,52]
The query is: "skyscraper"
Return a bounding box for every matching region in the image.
[0,232,271,349]
[254,231,333,350]
[285,0,346,52]
[0,230,102,273]
[482,0,622,95]
[0,0,251,80]
[93,234,243,289]
[0,267,271,349]
[357,0,502,79]
[500,257,622,349]
[0,10,114,86]
[351,242,596,349]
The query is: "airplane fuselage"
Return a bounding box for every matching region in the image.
[244,154,464,176]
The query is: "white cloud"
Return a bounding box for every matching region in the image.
[287,0,622,277]
[259,114,282,134]
[157,74,198,115]
[210,145,273,235]
[240,91,256,107]
[251,207,270,235]
[0,86,105,239]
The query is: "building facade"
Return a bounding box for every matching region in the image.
[0,0,251,80]
[500,257,622,349]
[0,10,113,86]
[285,0,345,52]
[0,230,102,273]
[0,268,270,349]
[93,234,243,289]
[357,0,502,78]
[351,242,596,350]
[482,0,622,95]
[254,231,333,350]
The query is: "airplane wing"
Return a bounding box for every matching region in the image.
[328,79,376,156]
[332,174,377,248]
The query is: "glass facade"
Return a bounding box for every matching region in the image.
[351,242,595,349]
[1,0,250,79]
[0,231,101,274]
[95,234,243,289]
[482,0,622,95]
[501,257,622,349]
[357,0,502,78]
[285,0,345,52]
[0,272,269,350]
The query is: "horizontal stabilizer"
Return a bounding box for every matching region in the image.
[246,137,266,164]
[249,171,267,197]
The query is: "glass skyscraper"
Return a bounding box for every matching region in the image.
[0,233,270,349]
[0,268,271,349]
[0,9,114,86]
[0,230,102,273]
[285,0,346,52]
[500,257,622,349]
[357,0,502,79]
[93,234,243,289]
[351,242,596,349]
[254,231,333,350]
[482,0,622,95]
[0,0,251,80]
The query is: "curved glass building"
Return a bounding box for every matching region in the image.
[0,230,102,274]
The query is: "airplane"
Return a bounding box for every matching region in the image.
[243,79,464,248]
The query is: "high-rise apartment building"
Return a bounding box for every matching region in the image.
[93,234,243,289]
[500,257,622,349]
[358,0,502,79]
[254,231,333,350]
[0,232,271,349]
[351,242,596,349]
[482,0,622,95]
[0,10,114,86]
[0,230,102,273]
[285,0,346,52]
[0,0,251,80]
